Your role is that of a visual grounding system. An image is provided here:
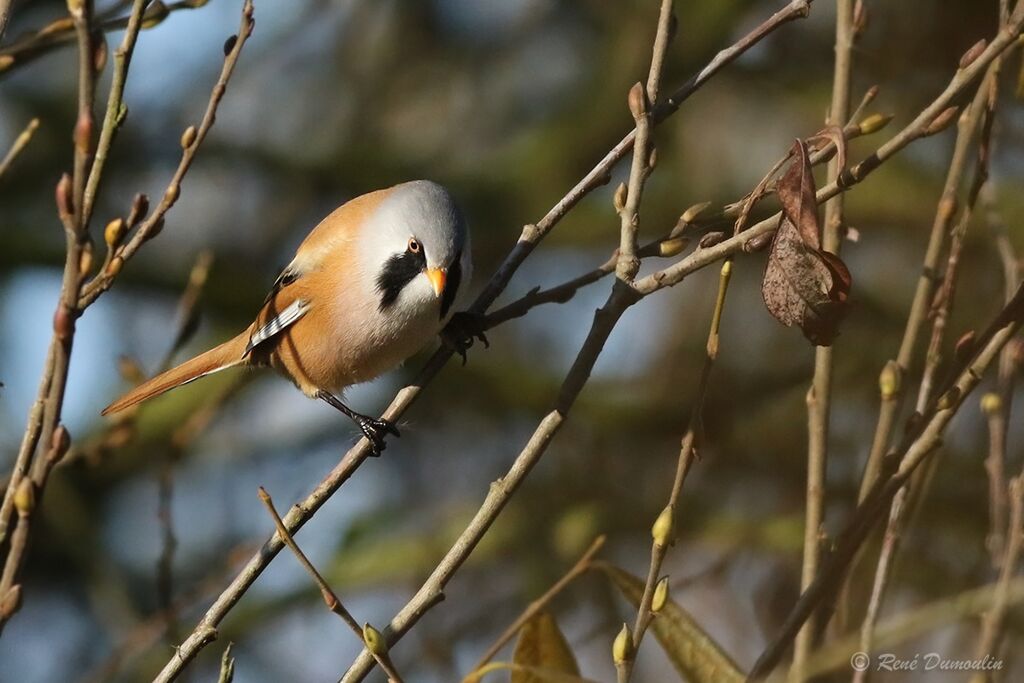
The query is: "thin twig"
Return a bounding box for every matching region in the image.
[853,61,1002,679]
[749,281,1024,680]
[0,0,208,77]
[0,117,39,180]
[467,535,605,677]
[970,473,1024,681]
[257,488,404,683]
[793,0,856,672]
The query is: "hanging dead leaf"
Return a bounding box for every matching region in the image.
[761,139,852,346]
[510,611,580,683]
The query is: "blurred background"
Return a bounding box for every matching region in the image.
[1,0,1023,681]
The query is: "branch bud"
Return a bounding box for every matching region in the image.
[698,231,726,249]
[852,0,867,37]
[858,113,893,136]
[51,424,71,464]
[627,81,647,120]
[74,111,93,155]
[613,183,627,213]
[223,35,238,57]
[959,39,987,70]
[647,146,658,171]
[180,125,197,150]
[651,504,674,547]
[93,35,108,73]
[56,173,74,223]
[651,576,669,613]
[681,201,712,224]
[923,106,959,136]
[142,0,170,29]
[658,237,689,257]
[164,184,180,205]
[612,623,633,664]
[115,102,129,128]
[954,330,976,363]
[13,479,35,517]
[78,237,94,276]
[128,193,149,227]
[980,392,1002,416]
[66,0,83,15]
[53,304,75,340]
[106,256,124,277]
[879,360,901,400]
[362,623,388,656]
[104,218,126,248]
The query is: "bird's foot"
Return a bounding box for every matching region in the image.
[442,311,490,365]
[354,414,400,456]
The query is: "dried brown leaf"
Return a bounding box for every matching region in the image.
[761,140,852,346]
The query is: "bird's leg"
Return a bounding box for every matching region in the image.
[441,311,490,365]
[317,391,400,456]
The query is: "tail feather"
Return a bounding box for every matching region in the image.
[102,332,249,415]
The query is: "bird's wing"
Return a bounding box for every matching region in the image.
[245,296,310,356]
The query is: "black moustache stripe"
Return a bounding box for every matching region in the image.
[377,250,426,311]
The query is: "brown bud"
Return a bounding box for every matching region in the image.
[146,217,165,241]
[627,81,647,120]
[104,218,126,248]
[56,173,74,222]
[78,238,94,276]
[744,231,773,253]
[128,193,149,227]
[164,184,180,205]
[93,35,109,73]
[223,34,238,56]
[53,304,75,339]
[852,0,867,36]
[924,106,960,136]
[681,201,712,224]
[180,125,197,149]
[658,237,689,257]
[862,84,879,107]
[142,0,170,29]
[14,478,35,517]
[74,111,93,155]
[106,256,124,277]
[613,183,627,213]
[647,146,658,171]
[959,39,987,70]
[0,55,14,73]
[698,231,726,249]
[49,424,71,464]
[954,330,976,362]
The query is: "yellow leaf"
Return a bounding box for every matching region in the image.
[598,563,743,683]
[511,612,579,682]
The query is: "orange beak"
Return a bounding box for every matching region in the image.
[426,267,447,297]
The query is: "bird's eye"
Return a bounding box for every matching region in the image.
[407,238,421,254]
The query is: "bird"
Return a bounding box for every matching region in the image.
[102,180,474,455]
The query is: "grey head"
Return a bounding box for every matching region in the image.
[360,180,471,319]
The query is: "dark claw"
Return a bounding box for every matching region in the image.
[442,311,490,365]
[356,416,400,456]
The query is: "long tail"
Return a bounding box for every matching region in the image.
[102,332,250,415]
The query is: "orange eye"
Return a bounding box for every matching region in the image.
[408,238,421,254]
